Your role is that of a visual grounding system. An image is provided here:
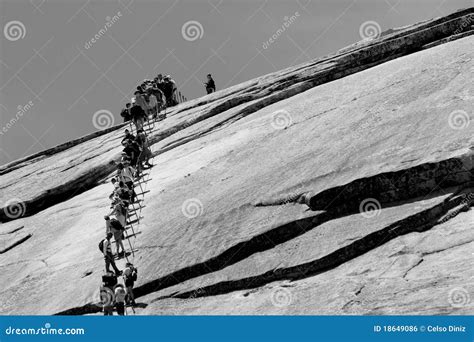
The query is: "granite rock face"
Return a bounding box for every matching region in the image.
[0,9,473,315]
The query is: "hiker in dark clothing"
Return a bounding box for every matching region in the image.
[136,129,152,168]
[155,74,164,89]
[121,129,135,145]
[122,141,138,167]
[123,262,138,306]
[120,103,132,122]
[150,83,165,112]
[161,78,174,107]
[205,74,216,94]
[130,101,147,130]
[116,181,132,206]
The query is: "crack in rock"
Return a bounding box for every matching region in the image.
[167,188,472,301]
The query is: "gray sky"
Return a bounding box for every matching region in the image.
[1,0,472,165]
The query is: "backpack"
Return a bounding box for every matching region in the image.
[102,274,118,288]
[124,268,137,286]
[98,239,105,253]
[110,218,125,231]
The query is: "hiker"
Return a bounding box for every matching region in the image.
[147,89,159,118]
[120,152,132,165]
[118,180,133,205]
[102,232,121,275]
[151,82,165,118]
[114,284,127,315]
[111,177,119,190]
[155,74,164,88]
[136,129,153,168]
[130,140,142,167]
[121,129,135,145]
[205,74,216,94]
[109,178,120,200]
[162,76,177,107]
[130,99,147,130]
[167,76,178,105]
[123,263,137,306]
[121,140,140,169]
[104,216,126,257]
[117,162,133,183]
[104,215,112,234]
[100,271,118,315]
[117,162,137,201]
[124,139,143,176]
[151,82,165,104]
[100,284,114,316]
[109,200,127,226]
[135,90,149,117]
[120,103,132,122]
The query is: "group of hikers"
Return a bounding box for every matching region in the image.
[99,124,146,314]
[98,72,215,315]
[99,75,170,315]
[120,74,173,126]
[119,73,216,127]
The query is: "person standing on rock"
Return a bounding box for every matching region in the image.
[103,232,121,275]
[109,178,120,200]
[204,74,216,94]
[122,139,141,170]
[100,283,115,316]
[114,284,127,315]
[151,82,165,113]
[162,76,177,107]
[130,97,147,130]
[109,198,127,227]
[136,129,153,168]
[117,163,134,191]
[117,163,137,202]
[135,91,149,118]
[104,216,126,258]
[104,215,113,234]
[120,103,132,123]
[146,89,159,119]
[121,129,135,145]
[123,262,137,306]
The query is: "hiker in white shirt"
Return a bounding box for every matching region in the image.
[102,233,121,275]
